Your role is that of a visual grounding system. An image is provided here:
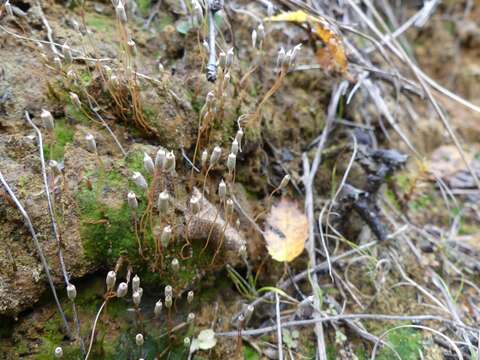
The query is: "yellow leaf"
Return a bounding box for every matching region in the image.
[264,198,308,262]
[265,10,348,73]
[265,10,312,23]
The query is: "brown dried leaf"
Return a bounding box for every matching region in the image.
[264,198,308,262]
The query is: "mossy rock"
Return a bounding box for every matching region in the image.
[70,145,223,293]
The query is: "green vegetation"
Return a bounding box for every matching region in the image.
[76,149,213,290]
[137,0,151,16]
[85,13,116,35]
[409,194,433,212]
[243,345,260,360]
[377,327,422,360]
[43,118,75,161]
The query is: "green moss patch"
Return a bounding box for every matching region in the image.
[76,150,214,291]
[377,327,422,360]
[43,118,75,161]
[85,13,116,35]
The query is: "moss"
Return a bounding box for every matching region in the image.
[76,150,147,266]
[110,329,189,360]
[189,94,203,115]
[156,13,175,31]
[78,187,139,264]
[393,173,411,193]
[65,103,89,125]
[326,344,337,360]
[43,118,75,161]
[35,314,67,359]
[409,194,433,212]
[85,13,116,35]
[137,0,151,16]
[125,150,146,173]
[79,71,93,86]
[77,149,213,292]
[384,188,401,211]
[377,328,422,360]
[243,345,260,360]
[143,106,157,124]
[355,346,368,360]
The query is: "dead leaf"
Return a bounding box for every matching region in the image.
[264,198,308,262]
[265,10,348,73]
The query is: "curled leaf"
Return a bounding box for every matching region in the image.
[264,198,308,262]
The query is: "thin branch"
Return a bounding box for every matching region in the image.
[0,171,71,337]
[85,299,108,360]
[25,112,70,284]
[25,111,84,351]
[219,313,474,337]
[275,292,284,360]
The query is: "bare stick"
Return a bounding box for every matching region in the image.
[25,112,84,351]
[37,3,60,56]
[0,171,71,336]
[206,0,218,82]
[85,299,108,360]
[25,113,69,282]
[84,93,127,157]
[301,81,348,360]
[275,292,283,359]
[219,313,474,337]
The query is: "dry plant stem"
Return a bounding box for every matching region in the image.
[345,0,480,190]
[206,2,217,81]
[85,299,108,360]
[83,92,127,156]
[234,325,244,356]
[25,113,70,284]
[189,107,209,184]
[0,171,71,337]
[230,194,264,236]
[37,4,60,56]
[25,112,84,350]
[323,132,358,274]
[431,274,474,355]
[72,302,86,355]
[201,164,213,203]
[219,313,475,337]
[209,201,229,265]
[201,198,223,255]
[275,292,284,360]
[250,71,286,127]
[232,239,377,320]
[132,213,144,258]
[301,82,347,360]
